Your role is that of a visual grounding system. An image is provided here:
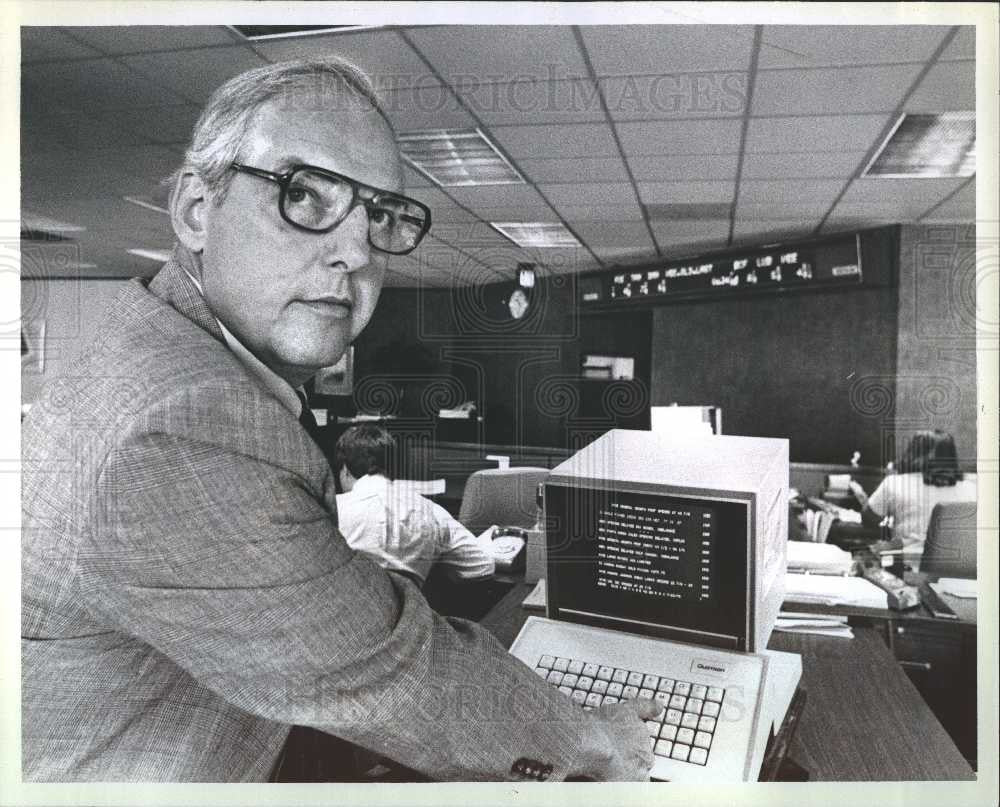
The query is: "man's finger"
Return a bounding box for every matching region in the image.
[631,696,663,720]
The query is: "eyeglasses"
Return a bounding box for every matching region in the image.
[230,162,431,255]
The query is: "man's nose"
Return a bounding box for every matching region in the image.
[324,202,371,271]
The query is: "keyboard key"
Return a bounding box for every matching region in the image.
[534,667,548,677]
[577,676,594,691]
[689,747,708,766]
[694,731,713,750]
[627,671,644,687]
[643,674,660,690]
[674,682,691,697]
[680,712,699,730]
[553,658,570,673]
[665,709,682,725]
[706,686,724,703]
[597,666,614,681]
[660,723,677,741]
[558,685,572,695]
[669,694,687,710]
[702,701,720,718]
[567,660,585,675]
[676,728,695,745]
[686,698,704,715]
[654,740,673,758]
[585,693,603,708]
[612,669,629,684]
[571,690,587,704]
[698,716,717,733]
[582,663,600,678]
[670,743,690,762]
[645,720,661,737]
[546,671,564,685]
[607,682,624,697]
[602,695,619,706]
[591,679,608,695]
[691,684,708,700]
[561,673,579,688]
[622,685,639,699]
[654,691,670,708]
[539,655,555,668]
[638,688,655,700]
[657,678,675,693]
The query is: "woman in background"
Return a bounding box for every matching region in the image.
[850,430,977,559]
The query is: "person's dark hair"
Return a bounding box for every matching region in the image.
[897,430,964,486]
[335,424,395,480]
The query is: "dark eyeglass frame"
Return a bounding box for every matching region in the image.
[230,162,431,255]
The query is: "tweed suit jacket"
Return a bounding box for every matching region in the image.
[21,259,598,782]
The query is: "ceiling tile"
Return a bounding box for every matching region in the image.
[629,154,739,181]
[735,200,839,219]
[407,26,589,84]
[819,216,898,235]
[732,219,817,244]
[738,180,843,206]
[573,220,655,250]
[381,83,477,130]
[254,30,433,91]
[904,61,975,112]
[840,176,968,207]
[121,46,268,104]
[446,183,548,210]
[590,245,658,263]
[647,219,730,242]
[920,181,975,222]
[406,187,477,221]
[753,64,922,116]
[463,79,606,126]
[20,110,150,151]
[939,27,975,61]
[517,156,630,184]
[757,25,949,68]
[637,180,735,205]
[22,58,189,110]
[86,103,201,146]
[67,26,236,55]
[402,165,433,188]
[21,27,103,62]
[538,182,637,208]
[741,151,866,179]
[579,25,753,76]
[600,74,748,121]
[489,123,619,159]
[744,114,891,153]
[617,119,743,156]
[553,201,646,222]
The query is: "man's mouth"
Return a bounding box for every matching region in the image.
[299,297,353,319]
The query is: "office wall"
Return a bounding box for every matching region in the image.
[895,224,978,465]
[21,278,127,405]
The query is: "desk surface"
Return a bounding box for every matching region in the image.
[480,583,974,782]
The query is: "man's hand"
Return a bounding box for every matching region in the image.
[571,696,661,780]
[847,480,868,508]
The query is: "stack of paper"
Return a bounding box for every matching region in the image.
[776,612,853,639]
[931,578,977,599]
[783,572,889,609]
[786,541,854,575]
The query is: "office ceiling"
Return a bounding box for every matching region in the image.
[20,24,976,287]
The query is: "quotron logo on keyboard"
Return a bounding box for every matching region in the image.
[693,661,728,675]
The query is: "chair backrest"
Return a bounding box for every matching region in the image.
[458,467,550,535]
[922,501,977,579]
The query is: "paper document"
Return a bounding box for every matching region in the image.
[931,578,977,599]
[783,572,888,608]
[786,541,854,574]
[776,611,853,638]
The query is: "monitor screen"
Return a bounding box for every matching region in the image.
[545,483,750,650]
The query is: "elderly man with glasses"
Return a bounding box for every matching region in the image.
[21,58,657,783]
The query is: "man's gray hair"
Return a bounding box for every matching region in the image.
[170,57,390,204]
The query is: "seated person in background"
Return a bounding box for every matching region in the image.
[849,430,977,560]
[335,425,495,585]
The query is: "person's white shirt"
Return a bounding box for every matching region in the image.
[336,474,495,585]
[868,471,978,551]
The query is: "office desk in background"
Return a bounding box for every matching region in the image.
[480,583,975,782]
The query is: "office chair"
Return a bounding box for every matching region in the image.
[922,501,977,579]
[458,467,550,536]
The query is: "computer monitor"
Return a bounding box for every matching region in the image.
[544,429,788,653]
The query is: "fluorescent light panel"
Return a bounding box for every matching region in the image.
[124,196,169,215]
[863,113,975,178]
[397,128,524,187]
[491,222,581,248]
[229,25,380,41]
[128,248,172,262]
[21,211,85,232]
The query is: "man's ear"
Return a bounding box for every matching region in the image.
[170,171,210,253]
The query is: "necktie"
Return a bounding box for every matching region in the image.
[296,390,321,443]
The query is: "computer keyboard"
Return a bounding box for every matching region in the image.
[533,653,725,766]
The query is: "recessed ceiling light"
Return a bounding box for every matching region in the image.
[397,128,524,187]
[863,112,975,178]
[127,248,172,263]
[491,222,581,248]
[229,25,380,41]
[124,196,169,215]
[21,211,85,233]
